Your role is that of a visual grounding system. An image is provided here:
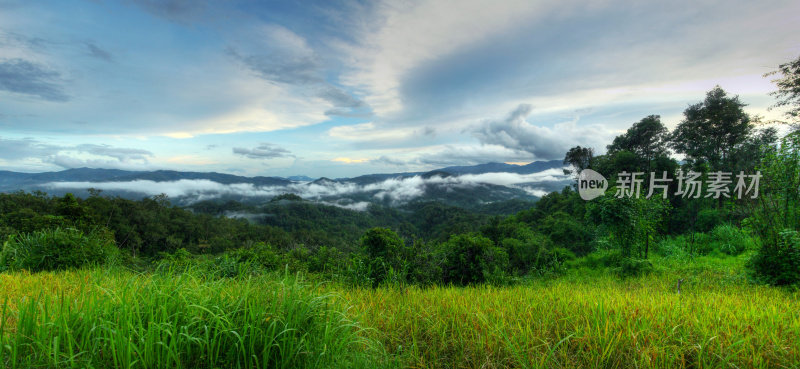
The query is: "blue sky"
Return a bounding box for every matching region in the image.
[1,0,798,177]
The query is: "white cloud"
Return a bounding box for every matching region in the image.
[338,0,560,116]
[45,168,568,203]
[472,104,614,158]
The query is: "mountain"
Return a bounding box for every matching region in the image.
[342,160,564,185]
[286,175,315,182]
[0,168,291,191]
[438,160,563,175]
[0,160,570,209]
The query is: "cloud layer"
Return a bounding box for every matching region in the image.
[0,137,153,169]
[45,168,568,206]
[232,143,293,159]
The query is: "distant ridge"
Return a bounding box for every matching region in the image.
[0,160,564,189]
[0,160,570,207]
[438,160,564,175]
[0,167,290,191]
[344,159,564,185]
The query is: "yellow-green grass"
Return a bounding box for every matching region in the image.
[338,256,800,368]
[1,255,798,368]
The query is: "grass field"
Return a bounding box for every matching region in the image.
[1,254,799,368]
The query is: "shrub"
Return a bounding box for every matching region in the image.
[359,228,409,286]
[654,236,689,259]
[1,227,119,272]
[696,208,725,232]
[748,132,800,285]
[568,249,623,270]
[749,229,800,286]
[688,232,713,255]
[710,224,751,255]
[615,257,653,277]
[440,233,508,286]
[566,249,650,277]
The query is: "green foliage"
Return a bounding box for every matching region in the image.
[1,228,119,272]
[765,54,800,124]
[607,115,670,163]
[440,233,508,286]
[586,193,669,259]
[748,132,800,285]
[567,249,624,270]
[539,211,592,256]
[359,227,410,286]
[749,229,800,286]
[710,224,751,255]
[615,257,653,278]
[563,146,594,183]
[696,208,725,232]
[270,193,304,202]
[567,249,651,277]
[670,86,753,171]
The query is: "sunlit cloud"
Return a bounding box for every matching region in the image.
[331,157,369,164]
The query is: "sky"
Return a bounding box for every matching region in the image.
[1,0,798,178]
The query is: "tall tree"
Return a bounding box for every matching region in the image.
[670,86,752,171]
[765,54,800,127]
[607,115,670,169]
[563,146,594,185]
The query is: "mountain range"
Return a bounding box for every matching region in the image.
[0,160,570,209]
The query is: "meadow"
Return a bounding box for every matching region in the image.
[1,253,798,369]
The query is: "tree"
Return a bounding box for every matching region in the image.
[731,127,779,173]
[607,115,670,172]
[670,86,753,172]
[765,54,800,126]
[563,146,594,185]
[440,233,508,285]
[586,193,669,259]
[748,131,800,285]
[359,227,409,285]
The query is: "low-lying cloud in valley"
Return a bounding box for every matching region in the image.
[44,168,568,208]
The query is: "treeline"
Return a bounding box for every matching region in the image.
[0,187,586,284]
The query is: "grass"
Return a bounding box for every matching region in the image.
[1,255,799,368]
[0,268,391,369]
[338,254,800,368]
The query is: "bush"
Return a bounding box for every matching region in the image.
[654,236,689,259]
[710,224,751,255]
[440,233,508,286]
[749,229,800,286]
[747,132,800,285]
[1,227,119,272]
[696,208,725,232]
[688,232,713,255]
[615,257,653,277]
[568,249,623,269]
[359,228,410,286]
[566,249,650,277]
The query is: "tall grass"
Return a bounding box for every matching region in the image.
[339,255,800,368]
[0,268,391,369]
[2,255,799,368]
